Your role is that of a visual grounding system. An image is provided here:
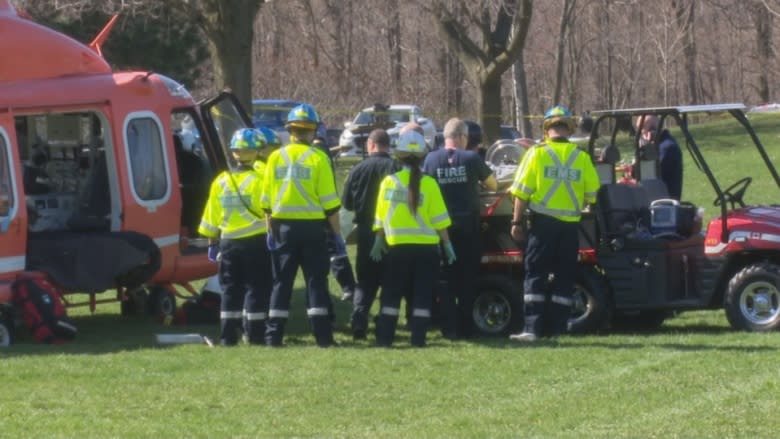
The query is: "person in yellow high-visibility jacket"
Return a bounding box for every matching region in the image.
[198,128,270,346]
[370,130,454,347]
[508,105,600,342]
[260,104,344,347]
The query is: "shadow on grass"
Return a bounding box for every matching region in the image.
[1,288,364,356]
[5,294,777,355]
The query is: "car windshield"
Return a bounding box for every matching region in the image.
[253,104,295,127]
[500,126,521,139]
[354,109,411,125]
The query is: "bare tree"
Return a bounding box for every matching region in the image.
[431,0,533,143]
[195,0,265,110]
[752,0,774,102]
[512,51,533,138]
[673,0,699,104]
[552,0,576,105]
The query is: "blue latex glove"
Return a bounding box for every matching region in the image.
[442,241,456,265]
[333,234,347,256]
[369,235,388,262]
[207,244,219,263]
[266,232,276,251]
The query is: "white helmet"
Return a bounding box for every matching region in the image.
[395,131,427,158]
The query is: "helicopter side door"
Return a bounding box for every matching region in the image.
[0,112,27,301]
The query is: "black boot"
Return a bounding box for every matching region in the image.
[410,316,429,347]
[375,314,399,347]
[220,318,241,346]
[245,319,266,345]
[265,317,286,347]
[310,316,335,347]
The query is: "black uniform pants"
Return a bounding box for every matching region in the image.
[351,224,383,333]
[376,244,440,347]
[439,215,481,338]
[523,213,579,337]
[218,234,271,345]
[325,226,357,295]
[266,219,334,347]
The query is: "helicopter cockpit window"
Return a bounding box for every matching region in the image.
[208,99,249,169]
[127,117,167,201]
[0,132,13,218]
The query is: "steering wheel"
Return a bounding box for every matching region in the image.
[713,176,752,209]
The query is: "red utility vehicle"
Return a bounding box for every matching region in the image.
[471,105,780,335]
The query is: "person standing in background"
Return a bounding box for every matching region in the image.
[423,118,497,339]
[342,128,400,340]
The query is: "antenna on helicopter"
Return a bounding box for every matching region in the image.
[88,14,119,57]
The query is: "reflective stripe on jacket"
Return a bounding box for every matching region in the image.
[198,168,266,239]
[373,168,451,245]
[509,140,600,222]
[260,143,340,219]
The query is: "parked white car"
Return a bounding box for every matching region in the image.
[338,104,437,156]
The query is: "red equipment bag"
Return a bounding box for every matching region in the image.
[12,277,77,344]
[173,291,221,326]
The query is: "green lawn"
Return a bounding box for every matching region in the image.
[3,113,780,438]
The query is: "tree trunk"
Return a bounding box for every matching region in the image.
[387,0,402,99]
[553,0,576,105]
[753,0,773,103]
[512,51,533,139]
[673,0,698,104]
[480,74,503,144]
[198,0,263,112]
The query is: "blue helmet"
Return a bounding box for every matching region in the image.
[395,131,427,157]
[229,128,266,150]
[543,105,576,132]
[286,103,320,130]
[257,126,281,147]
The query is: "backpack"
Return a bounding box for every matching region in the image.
[173,291,221,326]
[12,277,77,344]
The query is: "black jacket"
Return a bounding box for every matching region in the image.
[342,152,400,225]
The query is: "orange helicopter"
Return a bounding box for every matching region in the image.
[0,0,253,343]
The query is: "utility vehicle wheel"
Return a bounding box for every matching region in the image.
[611,310,669,331]
[725,263,780,331]
[120,288,148,316]
[147,286,177,321]
[472,274,523,336]
[568,267,611,334]
[0,307,14,347]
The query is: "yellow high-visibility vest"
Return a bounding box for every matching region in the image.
[509,139,600,222]
[260,143,340,219]
[373,168,451,245]
[198,168,266,239]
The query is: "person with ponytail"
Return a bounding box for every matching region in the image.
[370,130,454,347]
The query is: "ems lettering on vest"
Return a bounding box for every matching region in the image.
[436,166,467,184]
[220,194,253,208]
[544,166,581,181]
[385,188,424,205]
[275,164,312,180]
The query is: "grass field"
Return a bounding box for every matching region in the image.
[3,111,780,438]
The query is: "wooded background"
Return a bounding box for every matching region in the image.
[13,0,780,141]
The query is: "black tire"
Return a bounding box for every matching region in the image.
[0,306,14,347]
[471,274,523,336]
[725,263,780,332]
[120,287,148,316]
[146,286,177,321]
[568,266,611,334]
